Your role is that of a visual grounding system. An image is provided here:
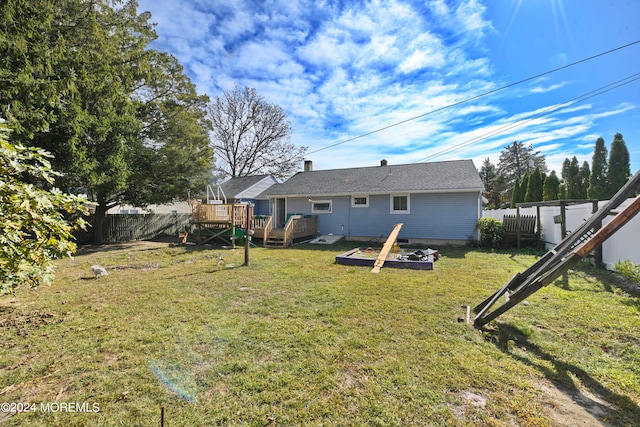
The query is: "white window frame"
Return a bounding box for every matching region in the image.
[311,200,332,214]
[390,194,410,214]
[351,195,369,208]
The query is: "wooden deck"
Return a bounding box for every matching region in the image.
[264,215,318,247]
[192,203,249,226]
[190,203,317,247]
[191,203,252,245]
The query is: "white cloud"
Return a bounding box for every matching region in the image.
[530,81,569,93]
[136,0,639,175]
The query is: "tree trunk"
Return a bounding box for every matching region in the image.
[92,200,108,245]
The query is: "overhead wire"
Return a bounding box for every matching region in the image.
[305,40,640,156]
[413,72,640,163]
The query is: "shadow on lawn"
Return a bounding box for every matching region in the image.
[549,266,640,312]
[485,323,640,426]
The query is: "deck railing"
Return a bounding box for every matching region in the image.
[191,206,316,247]
[281,215,318,247]
[192,203,249,225]
[252,215,273,243]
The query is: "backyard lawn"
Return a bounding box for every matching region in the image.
[1,241,639,426]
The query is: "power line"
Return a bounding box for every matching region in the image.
[413,72,640,163]
[306,40,640,156]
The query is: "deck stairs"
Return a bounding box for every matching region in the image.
[265,228,287,248]
[473,170,640,327]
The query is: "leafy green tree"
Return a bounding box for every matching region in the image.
[0,0,214,242]
[608,133,631,197]
[525,167,544,202]
[588,137,609,200]
[543,171,561,201]
[121,53,213,208]
[0,120,91,294]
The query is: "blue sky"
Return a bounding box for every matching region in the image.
[137,0,640,176]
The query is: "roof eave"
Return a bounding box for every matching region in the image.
[264,187,484,198]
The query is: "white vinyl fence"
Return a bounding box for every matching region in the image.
[483,198,640,269]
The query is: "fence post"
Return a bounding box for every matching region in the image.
[592,200,603,268]
[516,206,521,248]
[560,201,567,239]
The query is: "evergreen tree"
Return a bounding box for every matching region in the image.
[479,158,498,208]
[558,182,567,200]
[0,0,215,243]
[560,158,571,199]
[563,157,581,199]
[577,161,590,199]
[608,133,631,197]
[525,167,544,202]
[519,173,529,203]
[479,158,497,192]
[511,176,521,208]
[543,171,561,201]
[588,137,609,200]
[497,141,547,203]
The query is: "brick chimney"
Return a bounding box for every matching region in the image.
[380,159,388,166]
[304,160,313,172]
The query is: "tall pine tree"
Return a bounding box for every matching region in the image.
[479,158,498,208]
[577,161,590,199]
[511,176,522,208]
[563,157,581,199]
[497,141,547,203]
[588,137,609,200]
[543,171,561,201]
[608,133,631,197]
[525,167,544,202]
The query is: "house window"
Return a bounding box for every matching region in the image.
[390,194,410,214]
[312,200,332,213]
[351,195,369,207]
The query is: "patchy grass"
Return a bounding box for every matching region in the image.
[1,241,639,426]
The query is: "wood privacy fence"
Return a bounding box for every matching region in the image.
[75,214,191,244]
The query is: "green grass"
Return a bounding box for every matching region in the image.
[1,241,639,426]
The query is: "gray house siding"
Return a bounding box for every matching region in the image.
[282,192,480,242]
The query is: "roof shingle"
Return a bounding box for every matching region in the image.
[263,160,483,196]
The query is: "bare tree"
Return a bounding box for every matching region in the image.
[208,85,306,178]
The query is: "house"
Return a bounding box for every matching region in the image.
[219,175,278,215]
[262,159,484,245]
[107,175,278,216]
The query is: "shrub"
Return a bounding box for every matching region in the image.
[613,260,640,284]
[477,217,505,248]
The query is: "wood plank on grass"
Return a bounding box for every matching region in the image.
[371,223,403,273]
